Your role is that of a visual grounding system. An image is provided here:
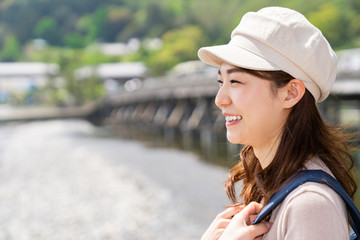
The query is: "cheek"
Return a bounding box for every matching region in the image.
[241,92,279,130]
[249,99,285,139]
[233,89,272,115]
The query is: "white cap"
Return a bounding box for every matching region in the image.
[198,7,337,102]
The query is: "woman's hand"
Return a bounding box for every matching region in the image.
[201,204,245,240]
[201,202,271,240]
[219,202,271,240]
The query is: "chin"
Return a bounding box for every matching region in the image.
[226,132,244,144]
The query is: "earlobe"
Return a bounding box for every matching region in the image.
[283,79,305,108]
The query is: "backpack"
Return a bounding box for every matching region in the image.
[252,170,359,240]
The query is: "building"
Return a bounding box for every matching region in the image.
[0,62,60,103]
[74,62,148,94]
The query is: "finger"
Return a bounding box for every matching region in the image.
[248,222,272,238]
[233,212,257,225]
[217,219,231,228]
[218,205,244,219]
[241,202,263,216]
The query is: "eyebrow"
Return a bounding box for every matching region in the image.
[218,68,245,75]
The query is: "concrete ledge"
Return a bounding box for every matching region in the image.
[0,102,100,122]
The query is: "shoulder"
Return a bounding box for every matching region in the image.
[282,158,346,219]
[263,158,351,239]
[283,181,346,218]
[271,182,349,239]
[286,181,342,206]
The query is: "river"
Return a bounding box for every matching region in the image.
[0,120,229,240]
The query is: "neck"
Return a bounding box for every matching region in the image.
[253,133,282,169]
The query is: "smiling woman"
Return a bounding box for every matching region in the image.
[216,64,292,157]
[197,6,359,240]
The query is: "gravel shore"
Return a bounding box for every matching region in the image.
[0,120,229,240]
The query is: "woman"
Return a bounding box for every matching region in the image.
[198,6,358,240]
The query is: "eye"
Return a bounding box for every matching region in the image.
[217,79,223,86]
[230,79,243,84]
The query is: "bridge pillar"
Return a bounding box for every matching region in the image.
[153,102,173,126]
[131,103,146,122]
[166,100,188,128]
[186,99,209,130]
[122,105,135,122]
[141,102,158,123]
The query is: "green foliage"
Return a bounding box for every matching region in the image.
[0,0,360,82]
[23,46,109,105]
[0,0,359,51]
[146,25,208,75]
[0,34,21,61]
[34,17,62,46]
[105,6,133,41]
[308,3,352,48]
[85,7,108,42]
[64,33,86,49]
[80,77,105,102]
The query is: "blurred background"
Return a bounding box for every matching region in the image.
[0,0,359,239]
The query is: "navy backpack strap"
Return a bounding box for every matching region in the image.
[252,170,360,240]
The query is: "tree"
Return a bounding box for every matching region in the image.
[34,17,62,46]
[64,33,86,49]
[307,3,352,48]
[104,6,133,42]
[78,8,108,43]
[0,34,21,61]
[147,25,208,75]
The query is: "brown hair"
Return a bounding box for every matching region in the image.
[225,68,358,205]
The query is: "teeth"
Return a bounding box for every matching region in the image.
[225,115,242,122]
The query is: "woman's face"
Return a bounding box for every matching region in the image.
[215,62,288,148]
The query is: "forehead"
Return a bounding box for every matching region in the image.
[218,62,245,76]
[218,62,277,92]
[218,62,261,80]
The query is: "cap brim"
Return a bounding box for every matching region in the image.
[198,44,281,71]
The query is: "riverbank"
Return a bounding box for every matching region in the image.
[0,120,229,239]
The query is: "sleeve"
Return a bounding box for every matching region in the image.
[280,189,349,240]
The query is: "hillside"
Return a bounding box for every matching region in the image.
[0,0,359,74]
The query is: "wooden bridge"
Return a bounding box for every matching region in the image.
[107,65,222,131]
[101,50,360,160]
[106,49,360,130]
[1,49,360,160]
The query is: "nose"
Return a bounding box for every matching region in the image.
[215,86,231,109]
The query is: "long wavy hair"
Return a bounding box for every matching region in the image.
[225,68,358,205]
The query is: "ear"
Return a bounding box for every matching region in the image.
[279,79,306,109]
